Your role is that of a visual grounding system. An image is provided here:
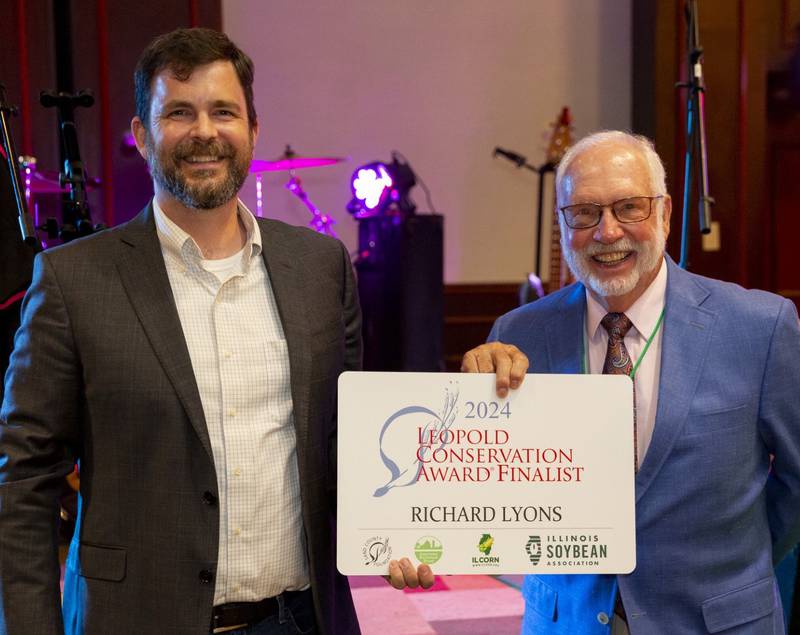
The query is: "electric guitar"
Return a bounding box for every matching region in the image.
[544,107,574,292]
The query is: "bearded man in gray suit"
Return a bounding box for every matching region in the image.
[0,28,430,635]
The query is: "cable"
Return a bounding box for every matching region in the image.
[391,150,438,214]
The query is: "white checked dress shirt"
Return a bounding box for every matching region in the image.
[585,257,667,466]
[153,199,309,605]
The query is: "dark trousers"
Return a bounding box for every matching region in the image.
[217,590,317,635]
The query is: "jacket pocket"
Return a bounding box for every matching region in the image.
[682,403,748,436]
[523,576,557,620]
[78,542,127,582]
[701,577,776,633]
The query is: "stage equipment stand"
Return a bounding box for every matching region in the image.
[355,215,444,372]
[493,107,572,304]
[677,0,714,270]
[39,89,103,241]
[0,84,40,392]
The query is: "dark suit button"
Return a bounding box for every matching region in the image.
[202,491,217,505]
[199,569,214,584]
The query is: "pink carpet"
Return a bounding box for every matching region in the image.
[349,575,524,635]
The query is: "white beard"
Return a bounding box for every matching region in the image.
[561,219,666,298]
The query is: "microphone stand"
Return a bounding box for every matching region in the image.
[493,147,554,301]
[0,84,40,249]
[677,0,714,270]
[39,89,104,241]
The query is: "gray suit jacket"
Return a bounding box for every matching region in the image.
[0,206,362,634]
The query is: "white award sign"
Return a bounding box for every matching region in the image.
[337,372,636,575]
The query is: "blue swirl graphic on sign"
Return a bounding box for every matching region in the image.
[373,385,458,497]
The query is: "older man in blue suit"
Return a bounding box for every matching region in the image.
[463,131,800,634]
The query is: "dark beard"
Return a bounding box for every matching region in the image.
[145,135,251,210]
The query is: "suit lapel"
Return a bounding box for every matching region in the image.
[545,284,585,374]
[635,259,715,501]
[114,206,213,460]
[258,220,313,454]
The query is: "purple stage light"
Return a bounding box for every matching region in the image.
[352,164,392,211]
[346,153,419,219]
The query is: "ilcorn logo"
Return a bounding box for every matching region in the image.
[472,533,500,567]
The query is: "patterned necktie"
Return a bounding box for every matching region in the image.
[600,312,638,471]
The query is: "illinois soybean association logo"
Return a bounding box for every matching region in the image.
[472,533,500,567]
[414,536,443,565]
[526,535,542,565]
[362,536,392,567]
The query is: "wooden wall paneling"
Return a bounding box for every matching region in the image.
[736,0,749,287]
[769,0,794,61]
[633,0,685,265]
[0,1,25,152]
[771,144,800,307]
[191,0,221,29]
[189,0,200,27]
[687,0,740,283]
[106,0,191,224]
[782,0,792,46]
[669,0,686,265]
[739,1,769,291]
[20,1,59,175]
[106,0,222,224]
[13,0,32,154]
[442,284,519,371]
[768,61,800,311]
[639,0,773,290]
[6,1,62,233]
[68,0,105,226]
[1,0,222,229]
[655,0,682,259]
[96,0,114,227]
[788,0,800,44]
[767,0,800,311]
[632,0,658,139]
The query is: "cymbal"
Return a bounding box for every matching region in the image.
[250,156,346,173]
[23,170,101,193]
[249,144,348,173]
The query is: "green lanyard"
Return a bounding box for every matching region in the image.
[582,308,666,377]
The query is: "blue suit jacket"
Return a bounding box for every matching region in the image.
[489,258,800,634]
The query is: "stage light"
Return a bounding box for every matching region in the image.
[347,153,417,218]
[353,164,393,211]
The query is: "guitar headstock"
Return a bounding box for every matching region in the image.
[544,107,573,167]
[545,107,575,291]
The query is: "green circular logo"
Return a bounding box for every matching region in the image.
[414,536,443,564]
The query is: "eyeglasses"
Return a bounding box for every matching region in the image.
[560,195,663,229]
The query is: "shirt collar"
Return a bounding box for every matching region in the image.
[586,256,667,340]
[152,198,263,269]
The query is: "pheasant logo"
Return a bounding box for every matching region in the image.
[373,384,459,497]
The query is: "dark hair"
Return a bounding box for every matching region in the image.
[134,28,257,130]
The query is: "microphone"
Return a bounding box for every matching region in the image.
[493,147,527,168]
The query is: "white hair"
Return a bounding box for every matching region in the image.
[555,130,667,206]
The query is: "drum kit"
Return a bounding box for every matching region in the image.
[17,144,347,238]
[18,155,101,195]
[250,144,346,238]
[14,155,102,240]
